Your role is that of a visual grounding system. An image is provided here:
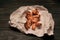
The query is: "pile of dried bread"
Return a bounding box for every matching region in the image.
[9,5,54,37]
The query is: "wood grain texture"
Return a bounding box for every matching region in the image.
[0,0,60,40]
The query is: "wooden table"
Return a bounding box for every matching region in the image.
[0,0,60,40]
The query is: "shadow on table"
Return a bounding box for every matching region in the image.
[9,25,55,40]
[9,26,21,33]
[42,34,55,40]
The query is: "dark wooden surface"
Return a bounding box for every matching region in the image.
[0,0,60,40]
